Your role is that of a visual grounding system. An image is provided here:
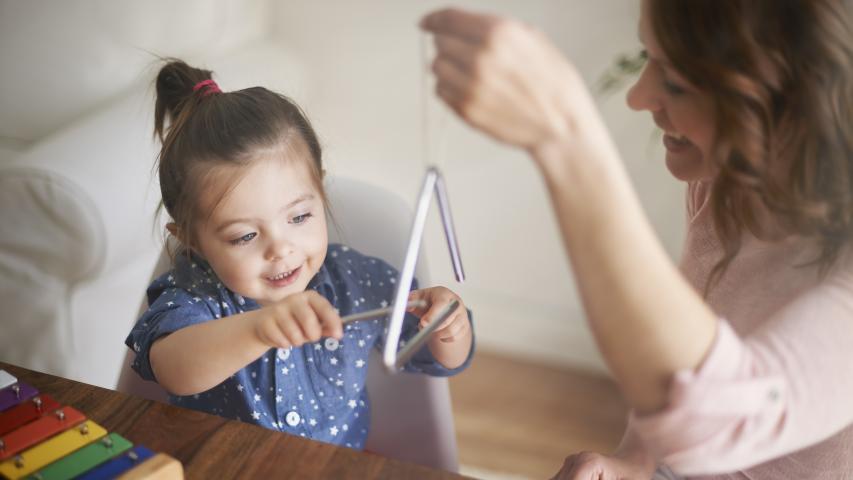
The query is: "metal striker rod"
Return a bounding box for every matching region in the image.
[341,300,427,324]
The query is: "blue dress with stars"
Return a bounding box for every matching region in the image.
[125,243,474,449]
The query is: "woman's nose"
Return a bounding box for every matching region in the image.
[626,65,660,113]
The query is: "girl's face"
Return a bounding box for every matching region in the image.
[193,147,328,306]
[626,0,717,182]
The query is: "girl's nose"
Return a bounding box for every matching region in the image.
[265,236,294,262]
[626,65,661,113]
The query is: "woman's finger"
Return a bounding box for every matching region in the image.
[434,33,481,73]
[420,7,498,43]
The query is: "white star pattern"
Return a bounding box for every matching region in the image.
[281,367,289,375]
[253,394,261,402]
[276,395,283,403]
[348,400,357,409]
[330,426,339,436]
[330,358,338,365]
[355,359,365,368]
[309,418,317,426]
[252,411,261,420]
[237,384,244,392]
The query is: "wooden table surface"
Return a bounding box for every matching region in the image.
[0,362,469,479]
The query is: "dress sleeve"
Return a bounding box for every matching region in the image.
[124,281,219,383]
[630,275,853,475]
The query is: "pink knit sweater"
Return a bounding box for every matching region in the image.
[631,181,853,479]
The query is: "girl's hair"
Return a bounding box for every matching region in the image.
[153,59,326,251]
[649,0,853,291]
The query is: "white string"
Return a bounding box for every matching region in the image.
[421,33,449,170]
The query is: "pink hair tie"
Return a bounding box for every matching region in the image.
[192,79,222,96]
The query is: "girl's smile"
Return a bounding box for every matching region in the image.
[265,265,302,288]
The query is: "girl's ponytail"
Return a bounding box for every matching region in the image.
[153,59,216,142]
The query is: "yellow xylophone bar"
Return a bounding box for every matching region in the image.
[0,420,106,479]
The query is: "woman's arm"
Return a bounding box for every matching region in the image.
[421,8,717,413]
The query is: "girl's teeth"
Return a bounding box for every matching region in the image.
[270,270,293,280]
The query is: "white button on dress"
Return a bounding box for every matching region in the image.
[277,348,291,361]
[324,338,339,351]
[285,411,301,427]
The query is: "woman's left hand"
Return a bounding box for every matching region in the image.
[407,286,470,343]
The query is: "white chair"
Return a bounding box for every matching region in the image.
[115,175,460,472]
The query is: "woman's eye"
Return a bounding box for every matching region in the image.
[663,79,686,95]
[291,213,312,224]
[230,232,257,245]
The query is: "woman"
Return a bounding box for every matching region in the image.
[421,1,853,478]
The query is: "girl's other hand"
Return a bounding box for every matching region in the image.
[407,287,470,343]
[256,290,343,348]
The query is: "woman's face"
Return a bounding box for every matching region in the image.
[626,0,717,182]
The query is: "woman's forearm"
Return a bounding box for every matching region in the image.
[150,309,270,396]
[532,131,717,413]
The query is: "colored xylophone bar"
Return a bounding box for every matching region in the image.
[0,369,182,480]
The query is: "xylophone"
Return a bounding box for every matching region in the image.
[0,369,182,480]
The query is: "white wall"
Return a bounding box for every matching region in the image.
[269,1,686,372]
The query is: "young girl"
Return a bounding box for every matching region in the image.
[125,60,474,450]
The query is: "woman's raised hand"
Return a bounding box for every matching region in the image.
[420,8,599,154]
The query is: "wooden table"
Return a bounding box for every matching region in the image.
[0,362,469,479]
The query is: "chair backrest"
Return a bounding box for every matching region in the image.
[115,175,459,472]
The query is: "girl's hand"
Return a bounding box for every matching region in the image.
[255,290,343,348]
[550,450,657,480]
[420,8,597,153]
[407,287,470,343]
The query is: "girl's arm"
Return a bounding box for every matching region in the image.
[421,8,716,413]
[150,290,343,396]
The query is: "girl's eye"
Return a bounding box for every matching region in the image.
[291,213,312,224]
[230,232,257,245]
